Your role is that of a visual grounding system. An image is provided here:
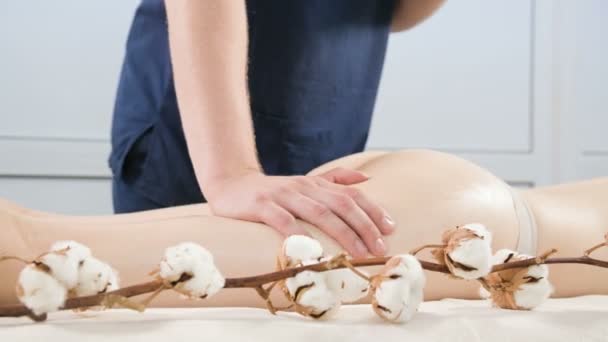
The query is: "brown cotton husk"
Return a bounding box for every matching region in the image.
[277,246,292,270]
[431,226,481,275]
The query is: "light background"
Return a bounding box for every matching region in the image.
[0,0,606,214]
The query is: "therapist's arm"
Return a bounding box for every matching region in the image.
[164,1,394,258]
[391,0,446,32]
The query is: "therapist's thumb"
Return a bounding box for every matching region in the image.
[317,167,370,185]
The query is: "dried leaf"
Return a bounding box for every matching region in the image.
[101,294,146,312]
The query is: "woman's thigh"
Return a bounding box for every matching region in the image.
[1,150,522,306]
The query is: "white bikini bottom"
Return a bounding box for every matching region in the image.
[510,187,538,255]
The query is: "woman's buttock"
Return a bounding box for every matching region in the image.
[310,150,522,300]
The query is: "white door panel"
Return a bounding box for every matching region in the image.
[369,0,532,152]
[0,1,139,140]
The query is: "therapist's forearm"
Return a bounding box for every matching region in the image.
[391,0,445,32]
[165,0,260,190]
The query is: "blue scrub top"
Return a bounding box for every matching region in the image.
[110,0,396,212]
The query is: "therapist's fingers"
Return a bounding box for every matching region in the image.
[273,189,370,258]
[317,167,370,185]
[317,178,396,235]
[300,186,386,257]
[256,200,308,237]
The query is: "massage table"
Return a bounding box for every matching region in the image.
[2,296,606,342]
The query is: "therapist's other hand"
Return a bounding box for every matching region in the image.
[205,167,395,258]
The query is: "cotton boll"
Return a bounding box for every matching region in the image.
[491,249,546,279]
[324,267,369,303]
[17,264,67,315]
[509,255,552,309]
[37,252,80,289]
[373,279,405,321]
[433,223,493,280]
[159,242,225,299]
[106,269,120,292]
[320,257,369,303]
[284,270,340,319]
[447,238,493,279]
[278,239,340,319]
[281,235,324,267]
[73,257,119,296]
[297,281,340,319]
[526,263,549,280]
[38,240,93,289]
[482,249,553,310]
[204,268,225,297]
[491,248,517,265]
[285,270,323,296]
[513,278,553,309]
[370,255,425,323]
[178,265,225,298]
[50,240,91,263]
[160,242,214,281]
[461,223,492,242]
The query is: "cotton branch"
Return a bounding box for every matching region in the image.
[1,251,606,320]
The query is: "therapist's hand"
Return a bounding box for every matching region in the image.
[164,1,393,258]
[205,167,395,258]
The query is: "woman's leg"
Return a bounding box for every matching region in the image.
[522,178,608,297]
[1,150,525,307]
[0,199,288,308]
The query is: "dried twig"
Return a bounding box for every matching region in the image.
[409,244,447,256]
[584,242,607,257]
[0,255,30,265]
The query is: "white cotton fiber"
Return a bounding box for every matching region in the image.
[297,281,340,319]
[285,270,340,319]
[73,256,120,296]
[285,270,324,297]
[17,265,67,315]
[448,238,493,279]
[505,251,552,309]
[321,257,369,303]
[50,240,92,263]
[37,252,80,289]
[279,238,340,319]
[371,254,425,323]
[446,223,493,279]
[282,235,324,266]
[17,240,122,315]
[38,240,94,290]
[491,248,516,265]
[514,278,553,309]
[159,242,225,299]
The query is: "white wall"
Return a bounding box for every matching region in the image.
[0,1,139,214]
[0,0,606,214]
[369,0,608,187]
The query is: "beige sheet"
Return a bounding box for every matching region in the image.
[1,296,607,342]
